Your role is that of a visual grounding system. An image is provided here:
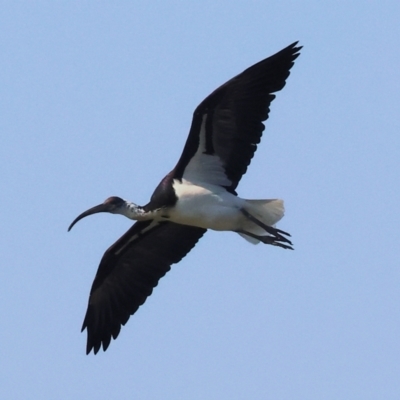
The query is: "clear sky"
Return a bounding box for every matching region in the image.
[1,2,399,399]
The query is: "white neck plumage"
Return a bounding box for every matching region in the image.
[119,200,148,220]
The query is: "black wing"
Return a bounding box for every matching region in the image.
[82,220,206,354]
[173,42,301,192]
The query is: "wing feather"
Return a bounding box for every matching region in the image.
[173,42,301,191]
[82,220,206,354]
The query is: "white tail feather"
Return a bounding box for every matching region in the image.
[238,199,285,243]
[245,199,285,226]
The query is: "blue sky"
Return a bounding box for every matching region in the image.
[1,2,400,399]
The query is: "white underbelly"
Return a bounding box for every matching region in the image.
[168,181,244,231]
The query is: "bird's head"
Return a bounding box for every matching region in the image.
[68,196,141,231]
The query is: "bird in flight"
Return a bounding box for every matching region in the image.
[69,42,301,354]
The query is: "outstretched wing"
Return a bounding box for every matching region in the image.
[173,42,301,192]
[82,220,206,354]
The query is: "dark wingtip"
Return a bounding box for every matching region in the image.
[283,41,302,60]
[289,40,302,50]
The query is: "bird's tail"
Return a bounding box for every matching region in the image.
[238,199,285,244]
[245,199,285,226]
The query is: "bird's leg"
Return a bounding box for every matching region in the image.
[240,208,293,245]
[237,230,293,250]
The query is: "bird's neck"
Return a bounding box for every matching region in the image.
[122,201,147,220]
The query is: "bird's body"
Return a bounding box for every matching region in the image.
[69,42,301,354]
[166,181,244,230]
[161,180,285,236]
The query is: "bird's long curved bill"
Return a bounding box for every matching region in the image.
[68,204,109,231]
